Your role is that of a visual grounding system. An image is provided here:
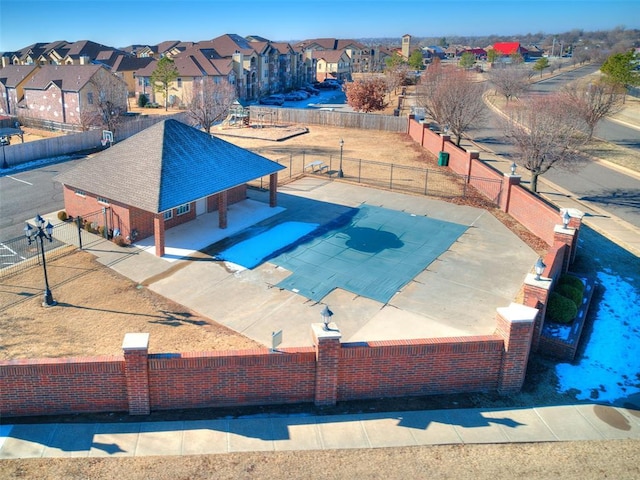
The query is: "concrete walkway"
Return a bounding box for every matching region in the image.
[2,403,640,459]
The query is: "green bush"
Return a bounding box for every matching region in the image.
[547,292,578,324]
[558,274,584,295]
[557,284,583,308]
[137,94,149,108]
[57,210,68,221]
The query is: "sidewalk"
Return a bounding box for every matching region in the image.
[2,403,639,459]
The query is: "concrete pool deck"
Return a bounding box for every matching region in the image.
[83,177,539,349]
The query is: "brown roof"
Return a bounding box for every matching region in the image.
[22,64,104,91]
[0,64,38,88]
[54,119,285,213]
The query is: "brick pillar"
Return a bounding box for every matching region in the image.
[122,333,150,415]
[440,134,450,152]
[269,173,278,207]
[560,208,584,265]
[218,190,228,229]
[467,150,479,180]
[496,303,537,395]
[554,225,576,272]
[523,273,552,351]
[311,323,342,407]
[153,214,165,257]
[499,173,521,213]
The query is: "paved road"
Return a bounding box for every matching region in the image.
[469,65,640,231]
[0,156,85,241]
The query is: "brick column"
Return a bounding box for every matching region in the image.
[440,134,450,152]
[523,273,552,351]
[311,322,342,407]
[560,208,584,265]
[218,190,228,229]
[499,173,521,213]
[122,333,150,415]
[554,225,576,272]
[269,173,278,207]
[465,150,478,180]
[496,303,537,395]
[153,214,165,257]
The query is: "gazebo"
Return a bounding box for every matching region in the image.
[55,119,285,256]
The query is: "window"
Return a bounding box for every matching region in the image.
[97,197,110,205]
[177,78,182,88]
[87,92,93,105]
[75,189,86,197]
[176,203,190,215]
[163,210,173,220]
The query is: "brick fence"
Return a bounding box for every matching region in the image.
[1,302,541,417]
[0,116,585,418]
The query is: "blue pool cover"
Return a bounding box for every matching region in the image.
[271,205,468,304]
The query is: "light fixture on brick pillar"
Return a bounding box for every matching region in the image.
[321,305,333,331]
[510,162,517,175]
[562,210,571,228]
[534,257,546,281]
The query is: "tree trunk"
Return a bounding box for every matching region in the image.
[530,172,539,193]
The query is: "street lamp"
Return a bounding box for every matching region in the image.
[320,305,333,331]
[338,138,344,178]
[25,215,57,307]
[534,257,546,281]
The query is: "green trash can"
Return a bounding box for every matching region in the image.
[438,151,449,166]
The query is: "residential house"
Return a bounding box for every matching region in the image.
[294,37,379,77]
[19,64,128,127]
[491,42,530,61]
[54,119,285,257]
[0,64,39,116]
[312,50,351,82]
[110,55,156,98]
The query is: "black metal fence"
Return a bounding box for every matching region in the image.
[250,153,497,201]
[0,218,103,278]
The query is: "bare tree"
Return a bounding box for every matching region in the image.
[416,66,486,146]
[86,68,128,134]
[488,65,531,103]
[186,77,236,134]
[560,80,623,140]
[503,94,587,193]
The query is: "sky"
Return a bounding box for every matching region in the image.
[1,0,639,52]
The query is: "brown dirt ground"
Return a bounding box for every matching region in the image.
[2,102,637,479]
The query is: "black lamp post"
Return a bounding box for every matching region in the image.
[25,215,57,307]
[338,138,344,178]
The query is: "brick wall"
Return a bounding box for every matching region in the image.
[0,356,127,416]
[148,348,317,411]
[1,308,536,417]
[338,337,503,400]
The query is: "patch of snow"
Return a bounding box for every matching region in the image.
[556,270,640,403]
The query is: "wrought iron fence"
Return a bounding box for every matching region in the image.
[249,152,502,202]
[0,218,102,278]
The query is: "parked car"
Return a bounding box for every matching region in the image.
[317,80,341,90]
[0,135,10,146]
[301,85,320,95]
[259,95,284,106]
[285,91,309,101]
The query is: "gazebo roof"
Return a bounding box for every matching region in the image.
[55,119,285,213]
